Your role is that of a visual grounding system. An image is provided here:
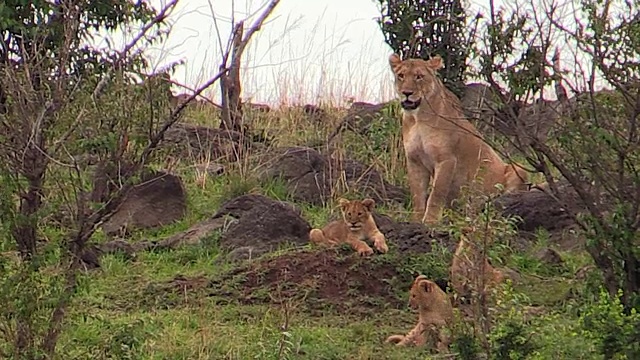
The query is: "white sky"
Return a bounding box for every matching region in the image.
[101,0,616,107]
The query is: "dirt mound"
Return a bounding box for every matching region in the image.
[461,82,563,144]
[495,186,581,232]
[373,213,457,253]
[215,194,311,258]
[260,146,407,206]
[209,248,416,315]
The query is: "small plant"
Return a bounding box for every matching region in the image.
[489,282,538,360]
[490,320,537,360]
[103,319,149,360]
[451,321,482,360]
[444,181,521,351]
[219,174,260,203]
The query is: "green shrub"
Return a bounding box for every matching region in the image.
[580,288,640,359]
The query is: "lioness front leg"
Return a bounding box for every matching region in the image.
[423,158,456,225]
[345,235,374,256]
[370,230,388,253]
[406,159,431,223]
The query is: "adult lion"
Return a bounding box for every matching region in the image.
[388,53,529,224]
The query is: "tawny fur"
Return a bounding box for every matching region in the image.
[388,53,530,224]
[385,275,454,352]
[309,198,388,256]
[449,235,505,304]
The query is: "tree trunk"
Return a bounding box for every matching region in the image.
[12,110,48,260]
[219,22,244,133]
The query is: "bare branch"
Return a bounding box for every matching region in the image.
[119,0,179,65]
[219,0,281,132]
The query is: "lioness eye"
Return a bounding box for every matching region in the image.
[358,212,362,216]
[416,74,424,80]
[397,73,404,80]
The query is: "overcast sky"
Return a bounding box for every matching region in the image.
[107,0,593,107]
[138,0,400,106]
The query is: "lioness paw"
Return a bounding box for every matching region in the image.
[422,215,440,226]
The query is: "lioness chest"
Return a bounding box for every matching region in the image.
[402,115,458,171]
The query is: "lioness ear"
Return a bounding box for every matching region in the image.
[389,53,402,68]
[362,198,375,211]
[425,55,444,71]
[338,198,350,208]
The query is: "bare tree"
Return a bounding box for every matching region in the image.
[215,0,281,133]
[0,1,229,357]
[470,0,640,309]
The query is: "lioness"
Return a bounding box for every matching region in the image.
[385,275,453,352]
[388,53,529,224]
[309,198,388,256]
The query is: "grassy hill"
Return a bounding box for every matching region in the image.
[21,101,606,360]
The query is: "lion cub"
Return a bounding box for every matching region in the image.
[309,198,388,256]
[385,275,453,352]
[450,235,505,304]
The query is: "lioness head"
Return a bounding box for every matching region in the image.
[338,198,375,231]
[389,53,444,111]
[409,275,439,310]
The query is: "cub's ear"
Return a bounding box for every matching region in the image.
[389,53,402,68]
[338,198,350,208]
[425,55,444,71]
[362,198,375,211]
[421,280,433,293]
[414,274,429,285]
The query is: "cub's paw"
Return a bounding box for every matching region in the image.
[385,335,404,344]
[374,239,389,254]
[357,246,374,257]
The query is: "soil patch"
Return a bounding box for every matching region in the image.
[209,248,418,315]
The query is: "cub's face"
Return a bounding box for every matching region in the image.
[338,198,375,231]
[409,277,436,310]
[388,53,444,111]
